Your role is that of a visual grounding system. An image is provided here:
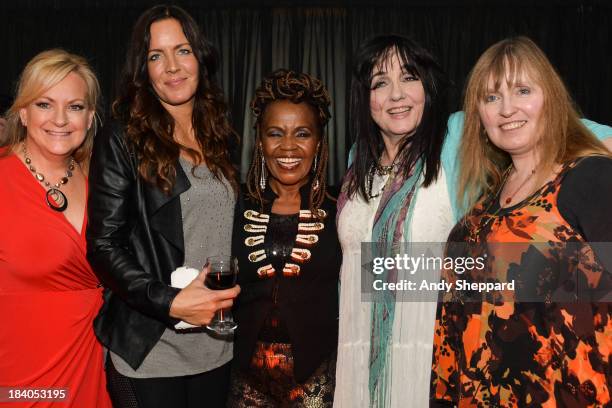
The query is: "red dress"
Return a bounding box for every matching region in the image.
[0,152,111,408]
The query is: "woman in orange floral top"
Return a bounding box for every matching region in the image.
[430,37,612,407]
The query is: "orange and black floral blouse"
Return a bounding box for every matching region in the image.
[431,156,612,407]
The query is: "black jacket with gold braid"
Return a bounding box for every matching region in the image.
[232,184,341,382]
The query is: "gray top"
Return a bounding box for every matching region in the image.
[111,157,236,378]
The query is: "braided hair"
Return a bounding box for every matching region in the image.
[246,69,331,216]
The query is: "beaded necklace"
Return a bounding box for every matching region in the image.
[22,144,75,212]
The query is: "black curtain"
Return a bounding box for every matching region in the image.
[2,0,611,183]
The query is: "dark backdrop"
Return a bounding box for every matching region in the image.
[2,0,611,182]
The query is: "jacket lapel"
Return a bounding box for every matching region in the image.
[145,161,190,254]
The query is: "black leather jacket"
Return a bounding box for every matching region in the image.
[86,121,189,370]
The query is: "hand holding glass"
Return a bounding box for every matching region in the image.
[204,256,238,334]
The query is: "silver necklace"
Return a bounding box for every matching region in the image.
[373,153,399,176]
[367,154,399,199]
[22,144,75,212]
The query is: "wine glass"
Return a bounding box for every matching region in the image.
[205,255,238,335]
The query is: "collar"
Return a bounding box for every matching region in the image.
[261,179,315,212]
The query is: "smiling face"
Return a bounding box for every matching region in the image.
[478,67,544,157]
[147,18,199,110]
[369,50,426,142]
[19,71,94,160]
[260,100,320,192]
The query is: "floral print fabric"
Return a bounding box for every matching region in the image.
[431,160,611,407]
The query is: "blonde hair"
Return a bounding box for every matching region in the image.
[2,49,100,166]
[458,36,610,211]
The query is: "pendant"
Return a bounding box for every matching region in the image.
[46,188,68,212]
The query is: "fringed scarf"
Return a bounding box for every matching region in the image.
[337,159,423,407]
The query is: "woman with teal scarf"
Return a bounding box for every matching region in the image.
[333,34,612,408]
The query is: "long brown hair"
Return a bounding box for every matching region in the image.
[113,5,238,194]
[2,49,100,167]
[459,36,610,211]
[246,69,331,215]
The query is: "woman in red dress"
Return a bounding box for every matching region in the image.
[0,49,111,407]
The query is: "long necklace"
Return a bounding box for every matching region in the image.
[500,166,535,205]
[22,144,75,212]
[367,154,399,199]
[501,166,536,205]
[468,165,536,243]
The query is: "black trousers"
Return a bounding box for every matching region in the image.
[106,356,231,408]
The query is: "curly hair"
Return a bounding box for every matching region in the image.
[112,5,238,194]
[246,69,331,215]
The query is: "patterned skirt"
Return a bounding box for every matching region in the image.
[228,342,335,407]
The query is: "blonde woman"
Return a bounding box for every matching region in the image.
[0,49,110,407]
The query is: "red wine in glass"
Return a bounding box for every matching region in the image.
[205,272,236,290]
[205,256,238,334]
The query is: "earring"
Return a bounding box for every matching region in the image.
[312,154,320,191]
[259,151,267,191]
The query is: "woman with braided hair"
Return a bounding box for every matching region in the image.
[228,69,341,407]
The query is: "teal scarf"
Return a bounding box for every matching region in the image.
[368,160,422,407]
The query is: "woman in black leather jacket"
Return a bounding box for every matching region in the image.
[86,5,239,408]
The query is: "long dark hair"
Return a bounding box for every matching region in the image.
[246,69,331,214]
[346,34,450,201]
[112,4,238,194]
